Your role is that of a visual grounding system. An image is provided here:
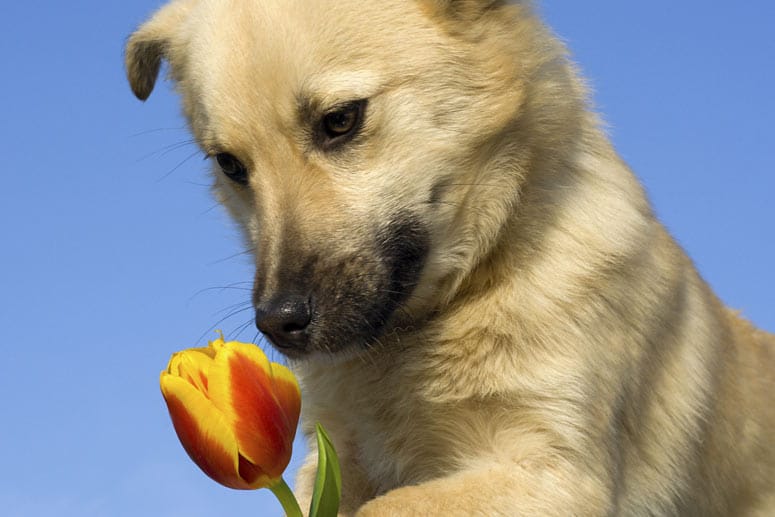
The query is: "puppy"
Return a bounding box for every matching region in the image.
[126,1,775,514]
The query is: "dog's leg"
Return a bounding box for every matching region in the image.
[355,458,614,517]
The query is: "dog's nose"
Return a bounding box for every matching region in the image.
[255,295,312,351]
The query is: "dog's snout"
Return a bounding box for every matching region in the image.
[255,295,312,351]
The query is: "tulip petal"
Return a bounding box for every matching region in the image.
[269,362,302,433]
[160,373,270,489]
[167,348,214,395]
[208,342,295,479]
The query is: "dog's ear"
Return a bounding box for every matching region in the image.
[125,1,193,101]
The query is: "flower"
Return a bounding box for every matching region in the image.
[160,334,301,490]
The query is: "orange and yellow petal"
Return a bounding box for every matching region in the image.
[208,342,295,478]
[166,347,214,395]
[160,373,268,489]
[268,362,302,434]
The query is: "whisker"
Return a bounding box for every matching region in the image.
[184,180,214,188]
[130,126,187,138]
[213,300,254,317]
[161,140,198,158]
[136,139,196,163]
[188,284,253,303]
[196,304,255,344]
[229,318,258,341]
[201,202,224,216]
[207,248,256,266]
[157,150,202,182]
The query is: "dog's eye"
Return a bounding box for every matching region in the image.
[320,100,367,147]
[215,153,249,185]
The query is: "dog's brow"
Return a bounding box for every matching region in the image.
[298,71,382,113]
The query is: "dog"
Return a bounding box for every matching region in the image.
[125,1,775,514]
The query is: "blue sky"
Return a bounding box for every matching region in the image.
[0,2,772,516]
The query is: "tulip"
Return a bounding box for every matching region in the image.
[160,334,303,515]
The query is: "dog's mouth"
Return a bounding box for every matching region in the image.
[253,216,430,358]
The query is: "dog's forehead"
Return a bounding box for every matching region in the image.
[190,1,411,84]
[188,0,313,98]
[177,0,442,148]
[181,0,438,139]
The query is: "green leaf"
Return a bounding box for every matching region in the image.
[309,423,342,517]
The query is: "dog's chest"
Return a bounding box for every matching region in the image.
[352,398,458,493]
[298,359,454,491]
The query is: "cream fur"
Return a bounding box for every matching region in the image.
[126,1,775,515]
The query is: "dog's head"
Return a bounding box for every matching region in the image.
[126,0,573,358]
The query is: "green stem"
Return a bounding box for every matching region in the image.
[269,477,304,517]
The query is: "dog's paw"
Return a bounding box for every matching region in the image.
[355,485,440,517]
